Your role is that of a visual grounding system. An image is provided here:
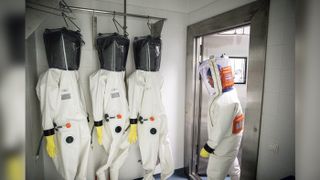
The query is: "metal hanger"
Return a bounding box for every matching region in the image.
[112,11,129,36]
[112,12,120,33]
[61,12,85,44]
[61,12,81,32]
[59,0,72,13]
[59,0,81,32]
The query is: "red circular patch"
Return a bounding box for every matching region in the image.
[117,114,122,119]
[66,122,71,128]
[150,116,155,122]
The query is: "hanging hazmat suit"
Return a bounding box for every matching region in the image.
[89,33,131,180]
[36,28,91,180]
[198,56,244,180]
[127,36,174,180]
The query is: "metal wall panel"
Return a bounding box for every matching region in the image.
[26,33,45,180]
[241,4,269,179]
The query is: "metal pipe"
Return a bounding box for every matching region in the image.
[27,2,167,21]
[69,5,166,20]
[26,5,61,17]
[123,0,127,36]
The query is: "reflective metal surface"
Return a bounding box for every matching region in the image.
[184,1,269,179]
[241,2,269,179]
[184,28,201,180]
[197,67,210,175]
[26,33,45,180]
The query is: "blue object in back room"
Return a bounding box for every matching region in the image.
[200,177,231,180]
[134,168,231,180]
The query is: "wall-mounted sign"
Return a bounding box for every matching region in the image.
[229,56,247,84]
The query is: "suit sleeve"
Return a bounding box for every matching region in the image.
[158,74,174,178]
[36,71,59,136]
[206,103,238,150]
[127,72,144,124]
[89,70,106,127]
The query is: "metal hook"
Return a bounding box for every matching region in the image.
[59,0,72,13]
[61,12,81,32]
[68,16,81,32]
[113,11,116,19]
[61,12,69,28]
[59,0,81,31]
[111,11,129,36]
[112,11,120,33]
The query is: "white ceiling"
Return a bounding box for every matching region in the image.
[187,0,218,13]
[97,0,217,13]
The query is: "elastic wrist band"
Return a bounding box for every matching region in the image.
[204,143,215,154]
[130,118,138,124]
[43,128,55,136]
[94,120,103,127]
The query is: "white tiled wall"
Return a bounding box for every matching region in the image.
[257,0,295,179]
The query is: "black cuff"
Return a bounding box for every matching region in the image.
[130,118,137,124]
[43,128,55,136]
[204,143,215,154]
[94,120,103,127]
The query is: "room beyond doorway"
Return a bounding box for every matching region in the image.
[196,25,250,176]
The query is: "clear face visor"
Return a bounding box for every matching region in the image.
[199,56,235,96]
[198,59,220,96]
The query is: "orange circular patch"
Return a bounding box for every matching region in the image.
[117,114,122,119]
[66,122,71,128]
[150,116,155,122]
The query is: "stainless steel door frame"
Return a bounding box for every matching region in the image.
[184,1,269,179]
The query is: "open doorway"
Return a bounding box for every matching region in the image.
[196,25,250,176]
[184,1,269,179]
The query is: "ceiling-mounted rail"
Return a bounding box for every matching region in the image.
[27,1,167,21]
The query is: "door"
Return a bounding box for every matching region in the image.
[195,26,251,176]
[184,1,269,179]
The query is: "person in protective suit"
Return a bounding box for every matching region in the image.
[36,28,91,180]
[89,33,131,180]
[198,55,244,180]
[127,36,174,180]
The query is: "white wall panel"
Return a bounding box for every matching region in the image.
[257,0,295,179]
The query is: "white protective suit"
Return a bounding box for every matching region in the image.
[89,69,130,180]
[199,57,244,180]
[36,69,91,180]
[127,70,174,180]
